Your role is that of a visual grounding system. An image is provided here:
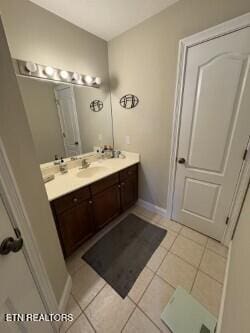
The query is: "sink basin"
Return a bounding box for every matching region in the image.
[96,158,126,168]
[76,166,108,178]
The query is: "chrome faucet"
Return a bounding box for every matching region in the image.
[53,154,61,165]
[79,158,90,169]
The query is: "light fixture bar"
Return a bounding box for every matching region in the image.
[13,59,101,88]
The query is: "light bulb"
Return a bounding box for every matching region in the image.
[84,75,93,85]
[44,66,54,77]
[25,62,37,73]
[72,72,81,82]
[95,77,102,85]
[60,70,69,80]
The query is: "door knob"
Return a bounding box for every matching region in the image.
[178,158,186,164]
[75,142,79,145]
[0,228,23,255]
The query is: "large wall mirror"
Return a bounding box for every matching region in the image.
[17,76,114,164]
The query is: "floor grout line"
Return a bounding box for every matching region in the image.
[168,248,202,270]
[197,238,226,286]
[190,237,208,293]
[178,233,208,247]
[64,312,82,333]
[82,311,97,333]
[123,228,173,332]
[136,302,165,333]
[129,266,156,305]
[131,251,173,332]
[204,246,228,259]
[155,272,178,291]
[135,287,166,333]
[120,301,137,332]
[196,270,224,287]
[82,282,107,312]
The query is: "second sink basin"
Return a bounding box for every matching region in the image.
[76,166,108,178]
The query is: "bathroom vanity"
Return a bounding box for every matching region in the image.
[44,154,139,257]
[16,53,140,258]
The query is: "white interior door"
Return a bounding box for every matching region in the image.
[172,27,250,240]
[0,195,53,333]
[54,85,82,157]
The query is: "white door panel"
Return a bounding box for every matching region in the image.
[173,27,250,240]
[189,54,246,172]
[0,196,53,333]
[182,178,220,220]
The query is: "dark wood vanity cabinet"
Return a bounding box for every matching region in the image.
[51,187,94,257]
[51,164,138,257]
[56,200,94,257]
[120,164,138,211]
[92,184,121,230]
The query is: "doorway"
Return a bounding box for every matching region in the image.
[168,14,250,241]
[54,85,82,157]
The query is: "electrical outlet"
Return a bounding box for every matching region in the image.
[125,135,130,145]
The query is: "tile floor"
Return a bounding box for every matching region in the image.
[61,205,228,332]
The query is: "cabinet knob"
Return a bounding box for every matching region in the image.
[89,200,93,204]
[118,184,121,188]
[73,197,78,203]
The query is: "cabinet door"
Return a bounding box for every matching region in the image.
[58,200,94,257]
[93,184,121,230]
[121,174,138,211]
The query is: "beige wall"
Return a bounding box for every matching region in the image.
[0,0,110,303]
[220,186,250,333]
[18,77,65,163]
[74,86,113,153]
[0,0,109,83]
[108,0,250,208]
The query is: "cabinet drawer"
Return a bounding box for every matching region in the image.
[120,164,138,181]
[52,186,91,214]
[91,173,119,195]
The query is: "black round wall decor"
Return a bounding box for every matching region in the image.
[120,94,139,109]
[90,100,103,112]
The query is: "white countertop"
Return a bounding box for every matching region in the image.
[44,152,140,201]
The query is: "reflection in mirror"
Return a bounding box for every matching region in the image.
[17,77,114,164]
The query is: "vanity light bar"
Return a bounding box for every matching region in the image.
[13,59,102,88]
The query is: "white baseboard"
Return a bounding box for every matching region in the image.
[216,241,232,332]
[58,274,72,313]
[137,198,168,217]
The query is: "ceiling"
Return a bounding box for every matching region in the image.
[29,0,178,41]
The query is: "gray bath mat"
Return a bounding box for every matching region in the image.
[82,213,166,298]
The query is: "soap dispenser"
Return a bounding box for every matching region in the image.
[59,157,68,174]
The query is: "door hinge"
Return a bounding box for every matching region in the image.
[225,216,229,225]
[243,148,248,161]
